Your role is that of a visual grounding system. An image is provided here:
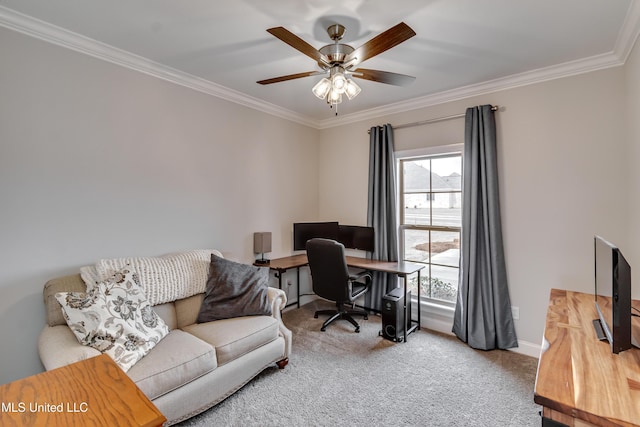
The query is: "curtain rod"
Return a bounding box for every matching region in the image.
[368,105,499,134]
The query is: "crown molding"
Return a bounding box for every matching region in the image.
[315,50,625,129]
[0,6,318,128]
[616,0,640,63]
[1,5,638,131]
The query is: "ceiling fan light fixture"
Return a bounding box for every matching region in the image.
[260,22,416,115]
[312,77,331,99]
[344,79,361,100]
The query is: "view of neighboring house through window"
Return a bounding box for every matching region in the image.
[399,152,462,305]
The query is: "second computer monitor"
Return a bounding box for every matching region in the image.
[338,225,375,252]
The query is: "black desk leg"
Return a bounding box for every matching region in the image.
[296,266,300,308]
[402,274,408,344]
[402,271,421,343]
[417,270,421,330]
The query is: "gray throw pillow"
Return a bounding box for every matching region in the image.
[197,254,272,322]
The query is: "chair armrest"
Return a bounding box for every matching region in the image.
[38,325,101,371]
[349,270,372,284]
[347,270,372,301]
[267,287,292,358]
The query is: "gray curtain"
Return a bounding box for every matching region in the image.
[452,105,518,350]
[366,124,398,311]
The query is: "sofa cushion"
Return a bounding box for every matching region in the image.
[175,294,205,329]
[197,255,271,322]
[127,329,217,400]
[152,302,177,330]
[182,316,279,366]
[55,269,169,372]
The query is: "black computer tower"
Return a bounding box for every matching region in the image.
[381,287,412,342]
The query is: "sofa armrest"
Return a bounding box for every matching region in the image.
[267,286,287,312]
[38,325,101,371]
[267,287,292,358]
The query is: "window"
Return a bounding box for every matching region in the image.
[399,151,462,305]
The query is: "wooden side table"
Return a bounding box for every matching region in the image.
[0,354,165,427]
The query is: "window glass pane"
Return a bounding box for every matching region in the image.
[431,156,462,191]
[404,205,431,226]
[403,160,430,193]
[432,199,461,227]
[403,229,429,263]
[430,231,460,267]
[422,265,459,303]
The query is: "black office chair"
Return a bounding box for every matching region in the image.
[306,238,371,332]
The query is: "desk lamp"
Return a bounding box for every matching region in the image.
[253,232,272,265]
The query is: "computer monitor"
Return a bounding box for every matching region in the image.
[338,225,375,252]
[292,222,339,251]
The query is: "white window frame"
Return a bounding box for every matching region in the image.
[396,144,463,313]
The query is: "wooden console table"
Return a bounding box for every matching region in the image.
[534,289,640,426]
[0,354,165,427]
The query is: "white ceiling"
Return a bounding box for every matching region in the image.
[1,0,639,128]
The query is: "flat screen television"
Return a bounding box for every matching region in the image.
[338,225,375,252]
[593,235,632,354]
[293,222,339,251]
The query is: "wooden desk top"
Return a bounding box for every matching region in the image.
[0,354,165,427]
[534,289,640,427]
[344,256,424,276]
[267,254,309,271]
[267,254,424,276]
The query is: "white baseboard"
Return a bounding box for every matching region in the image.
[419,313,541,359]
[509,339,541,359]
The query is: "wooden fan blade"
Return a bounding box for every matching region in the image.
[267,27,329,65]
[346,22,416,67]
[257,71,323,85]
[352,68,416,86]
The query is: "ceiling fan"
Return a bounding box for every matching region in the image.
[257,22,416,111]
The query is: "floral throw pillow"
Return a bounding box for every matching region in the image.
[55,268,169,372]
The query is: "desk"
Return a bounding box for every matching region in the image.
[0,354,166,427]
[534,289,640,426]
[267,254,309,309]
[266,254,424,342]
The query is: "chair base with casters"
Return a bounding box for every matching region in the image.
[315,292,369,332]
[313,272,370,333]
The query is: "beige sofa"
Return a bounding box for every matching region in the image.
[38,271,292,425]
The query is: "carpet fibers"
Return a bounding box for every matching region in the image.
[177,300,541,426]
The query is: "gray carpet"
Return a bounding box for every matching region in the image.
[178,300,541,426]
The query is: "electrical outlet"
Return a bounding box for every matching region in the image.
[511,306,520,320]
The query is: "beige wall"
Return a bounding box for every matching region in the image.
[626,36,640,274]
[318,66,630,352]
[0,27,319,384]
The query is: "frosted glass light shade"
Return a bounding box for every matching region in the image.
[328,89,342,104]
[331,72,347,94]
[312,78,331,99]
[344,79,361,100]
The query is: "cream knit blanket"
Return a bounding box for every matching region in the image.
[80,249,222,305]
